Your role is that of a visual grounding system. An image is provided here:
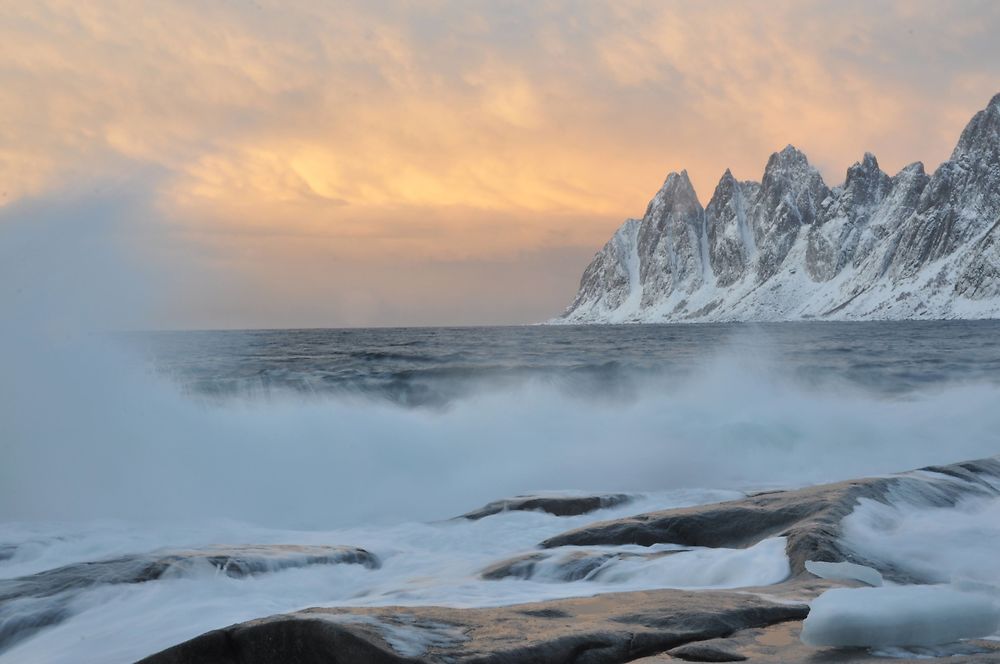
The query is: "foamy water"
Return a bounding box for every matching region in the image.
[3,323,1000,661]
[843,475,1000,591]
[2,491,794,663]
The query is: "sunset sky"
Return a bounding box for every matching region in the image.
[4,1,1000,328]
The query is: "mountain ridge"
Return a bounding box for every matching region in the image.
[555,93,1000,324]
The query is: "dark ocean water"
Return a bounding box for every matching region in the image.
[138,320,1000,407]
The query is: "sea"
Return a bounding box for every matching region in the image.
[3,320,1000,662]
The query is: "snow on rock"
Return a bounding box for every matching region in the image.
[800,585,1000,648]
[556,93,1000,323]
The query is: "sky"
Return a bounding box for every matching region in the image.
[3,1,1000,328]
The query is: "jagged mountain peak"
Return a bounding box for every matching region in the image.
[757,144,828,221]
[659,169,693,186]
[661,169,697,195]
[558,93,1000,324]
[762,144,822,189]
[644,169,701,219]
[711,168,758,199]
[845,152,885,181]
[841,153,890,206]
[951,92,1000,161]
[769,144,810,168]
[895,161,926,178]
[711,168,740,194]
[857,152,879,169]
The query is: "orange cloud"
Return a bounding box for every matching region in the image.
[2,1,1000,325]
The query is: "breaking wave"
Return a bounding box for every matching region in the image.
[3,328,1000,528]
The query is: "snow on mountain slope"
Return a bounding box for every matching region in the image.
[556,93,1000,324]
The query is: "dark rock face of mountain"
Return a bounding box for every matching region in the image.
[636,171,707,305]
[752,145,830,282]
[706,170,757,288]
[559,94,1000,323]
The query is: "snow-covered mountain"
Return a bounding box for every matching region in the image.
[556,93,1000,324]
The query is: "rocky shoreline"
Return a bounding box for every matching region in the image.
[139,457,1000,663]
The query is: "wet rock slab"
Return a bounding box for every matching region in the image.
[458,493,634,520]
[143,600,1000,664]
[667,639,747,661]
[540,458,1000,578]
[139,588,808,664]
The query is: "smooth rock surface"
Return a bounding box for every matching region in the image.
[139,588,808,664]
[667,639,747,661]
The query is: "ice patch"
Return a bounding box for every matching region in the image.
[801,585,1000,648]
[805,560,883,587]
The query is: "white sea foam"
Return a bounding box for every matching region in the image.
[0,497,784,663]
[841,491,1000,589]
